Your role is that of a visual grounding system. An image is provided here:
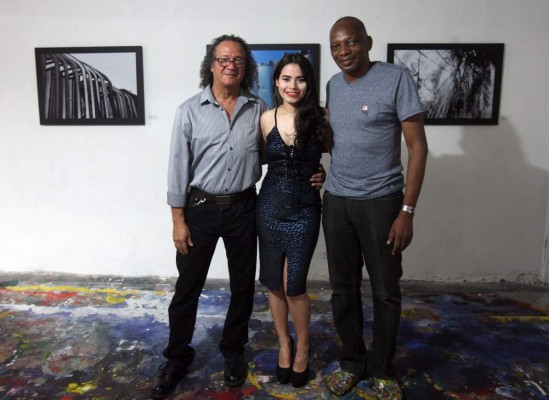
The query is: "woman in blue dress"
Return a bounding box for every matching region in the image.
[257,53,331,388]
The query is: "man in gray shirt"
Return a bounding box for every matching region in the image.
[323,17,428,399]
[149,34,265,399]
[152,34,323,399]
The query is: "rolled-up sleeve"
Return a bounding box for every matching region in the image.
[167,105,191,207]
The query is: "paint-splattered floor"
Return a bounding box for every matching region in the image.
[0,275,547,400]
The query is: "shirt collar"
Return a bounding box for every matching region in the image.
[199,85,258,106]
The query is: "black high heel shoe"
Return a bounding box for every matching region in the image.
[291,346,311,388]
[276,336,294,384]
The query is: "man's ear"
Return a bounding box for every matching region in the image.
[366,36,373,51]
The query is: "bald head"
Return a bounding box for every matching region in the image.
[330,16,368,38]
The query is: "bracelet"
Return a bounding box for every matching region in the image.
[401,205,415,215]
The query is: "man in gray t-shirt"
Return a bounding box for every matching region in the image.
[323,17,428,398]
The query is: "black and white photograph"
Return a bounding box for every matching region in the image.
[387,43,504,125]
[35,46,145,125]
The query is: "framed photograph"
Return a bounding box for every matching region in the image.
[35,46,145,125]
[387,43,504,125]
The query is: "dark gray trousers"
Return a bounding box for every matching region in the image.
[322,190,403,378]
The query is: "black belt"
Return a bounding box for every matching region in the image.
[189,187,255,205]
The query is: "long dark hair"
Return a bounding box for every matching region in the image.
[273,53,325,150]
[199,34,258,92]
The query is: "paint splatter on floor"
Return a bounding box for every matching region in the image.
[0,279,547,399]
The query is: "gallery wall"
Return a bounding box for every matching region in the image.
[1,0,548,283]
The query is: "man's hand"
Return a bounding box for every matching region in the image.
[171,207,193,255]
[310,164,326,190]
[386,212,413,255]
[173,221,193,255]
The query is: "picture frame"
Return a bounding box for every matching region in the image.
[35,46,145,125]
[387,43,504,125]
[249,44,320,109]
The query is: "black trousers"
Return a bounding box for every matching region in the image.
[322,191,403,378]
[162,194,257,366]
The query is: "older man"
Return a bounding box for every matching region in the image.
[323,17,428,399]
[151,34,323,399]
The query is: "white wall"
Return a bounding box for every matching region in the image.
[1,0,548,283]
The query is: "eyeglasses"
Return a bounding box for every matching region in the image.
[215,57,245,67]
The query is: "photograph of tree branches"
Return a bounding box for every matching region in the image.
[35,46,145,125]
[388,43,504,125]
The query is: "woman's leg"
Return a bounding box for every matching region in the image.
[268,279,292,368]
[287,292,311,372]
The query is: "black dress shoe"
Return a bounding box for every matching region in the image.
[224,355,247,387]
[150,361,187,399]
[276,336,294,384]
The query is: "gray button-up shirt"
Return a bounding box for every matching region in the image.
[167,86,268,208]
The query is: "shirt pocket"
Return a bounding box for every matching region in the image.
[238,123,259,152]
[362,102,396,127]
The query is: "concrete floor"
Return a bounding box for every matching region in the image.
[0,273,547,399]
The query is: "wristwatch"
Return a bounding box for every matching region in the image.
[401,205,415,215]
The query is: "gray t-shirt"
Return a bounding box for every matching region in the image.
[325,61,423,199]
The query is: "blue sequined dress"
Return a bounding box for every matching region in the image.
[257,109,324,296]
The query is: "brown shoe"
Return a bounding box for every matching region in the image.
[326,368,360,397]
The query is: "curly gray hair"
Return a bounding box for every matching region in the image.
[199,34,258,92]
